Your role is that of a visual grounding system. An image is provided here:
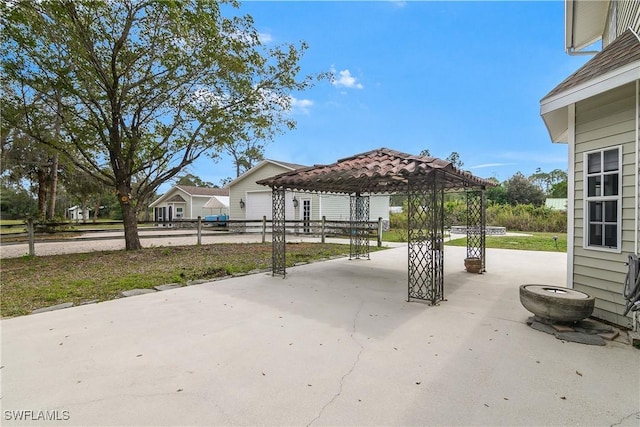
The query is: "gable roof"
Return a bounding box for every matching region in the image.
[229,159,307,187]
[256,148,494,194]
[150,185,229,208]
[175,185,229,197]
[540,29,640,143]
[544,29,640,101]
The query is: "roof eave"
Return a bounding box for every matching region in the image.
[540,61,640,143]
[565,0,609,53]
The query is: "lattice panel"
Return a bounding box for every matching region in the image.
[407,174,445,304]
[272,187,286,277]
[466,189,486,272]
[350,195,370,259]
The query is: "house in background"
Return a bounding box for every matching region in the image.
[540,0,639,328]
[68,205,90,221]
[149,185,229,223]
[228,159,390,224]
[544,198,568,211]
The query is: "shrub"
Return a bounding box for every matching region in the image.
[388,202,566,233]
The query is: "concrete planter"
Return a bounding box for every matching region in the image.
[519,284,595,322]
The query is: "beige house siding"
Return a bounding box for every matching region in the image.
[604,1,640,47]
[318,194,390,222]
[573,82,638,328]
[229,162,294,220]
[230,161,391,223]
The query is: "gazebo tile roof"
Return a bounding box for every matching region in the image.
[257,148,494,194]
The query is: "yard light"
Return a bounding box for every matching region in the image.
[239,198,245,209]
[553,235,558,249]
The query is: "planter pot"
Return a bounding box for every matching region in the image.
[519,284,595,322]
[464,257,482,274]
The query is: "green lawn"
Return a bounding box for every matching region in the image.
[446,232,567,252]
[382,229,567,253]
[1,243,384,317]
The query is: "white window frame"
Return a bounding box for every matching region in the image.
[582,146,622,253]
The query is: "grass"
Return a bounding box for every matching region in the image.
[446,232,567,252]
[1,242,381,318]
[382,229,567,252]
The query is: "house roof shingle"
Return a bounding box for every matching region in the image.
[256,148,494,194]
[175,185,229,197]
[543,29,640,101]
[266,159,307,170]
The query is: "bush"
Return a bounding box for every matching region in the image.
[486,204,566,233]
[388,202,566,233]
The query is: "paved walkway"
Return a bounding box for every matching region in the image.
[1,246,638,426]
[0,230,404,259]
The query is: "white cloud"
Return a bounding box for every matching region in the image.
[259,32,273,44]
[390,1,407,8]
[330,66,364,89]
[290,97,313,114]
[468,162,516,169]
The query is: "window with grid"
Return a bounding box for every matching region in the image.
[584,147,621,250]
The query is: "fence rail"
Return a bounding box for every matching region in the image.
[2,216,384,257]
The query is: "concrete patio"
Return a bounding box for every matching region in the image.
[1,245,639,426]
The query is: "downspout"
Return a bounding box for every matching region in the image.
[566,47,600,56]
[567,103,576,289]
[564,1,599,56]
[635,79,639,255]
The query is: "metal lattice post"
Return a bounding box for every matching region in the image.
[466,189,486,272]
[407,174,445,304]
[350,194,370,259]
[272,186,286,277]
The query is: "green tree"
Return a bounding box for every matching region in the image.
[174,173,215,188]
[528,168,567,195]
[445,151,464,169]
[506,172,545,206]
[3,0,318,249]
[225,140,265,177]
[548,180,568,198]
[485,177,508,205]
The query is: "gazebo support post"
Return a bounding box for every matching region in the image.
[407,173,445,304]
[466,188,487,272]
[349,193,370,260]
[271,186,286,277]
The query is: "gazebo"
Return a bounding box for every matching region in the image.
[257,148,495,304]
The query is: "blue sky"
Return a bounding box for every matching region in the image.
[182,1,592,189]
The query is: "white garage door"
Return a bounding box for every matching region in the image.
[246,191,295,220]
[246,191,272,220]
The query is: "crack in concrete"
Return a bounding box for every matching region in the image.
[306,300,365,427]
[610,411,640,427]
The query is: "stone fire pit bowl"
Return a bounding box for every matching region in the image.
[519,284,595,322]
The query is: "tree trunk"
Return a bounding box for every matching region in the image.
[120,197,142,250]
[94,197,101,223]
[37,169,48,220]
[81,196,87,223]
[47,153,59,220]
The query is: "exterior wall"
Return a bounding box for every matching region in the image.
[189,196,215,219]
[604,0,640,47]
[572,82,638,328]
[151,188,190,221]
[150,190,216,220]
[318,194,390,221]
[229,162,293,220]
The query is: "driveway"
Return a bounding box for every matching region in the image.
[1,246,639,426]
